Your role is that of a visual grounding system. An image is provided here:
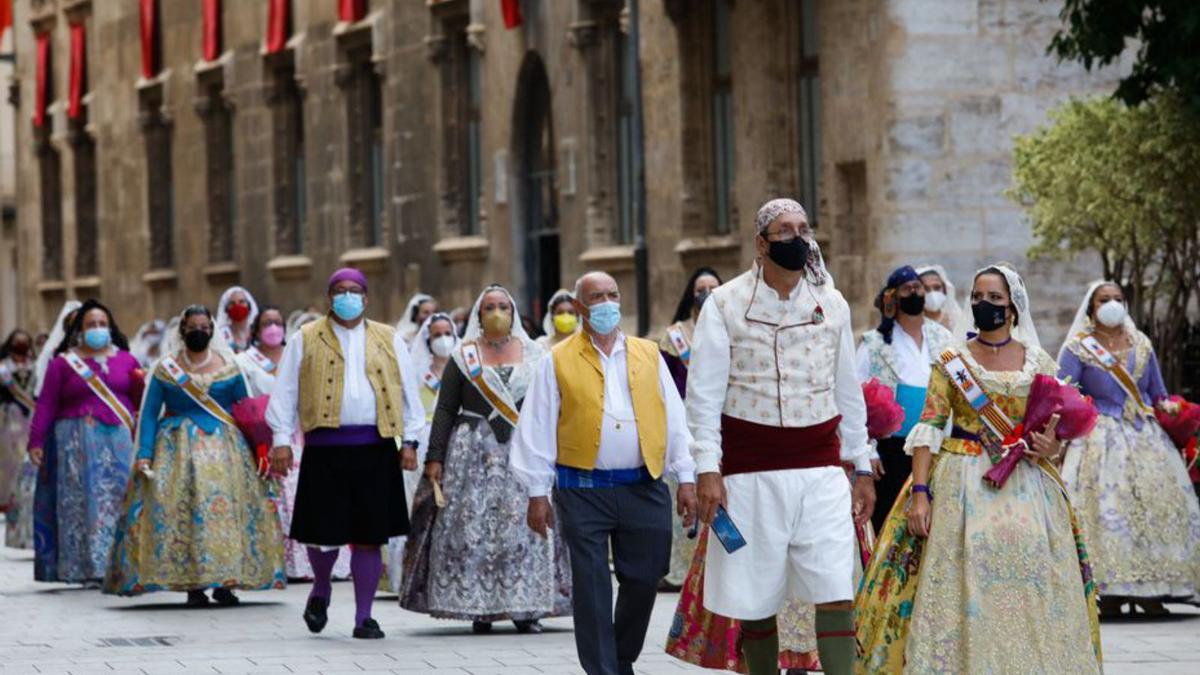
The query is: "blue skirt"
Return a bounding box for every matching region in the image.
[34,417,134,583]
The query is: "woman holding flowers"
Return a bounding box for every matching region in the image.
[855,264,1101,674]
[1058,281,1200,616]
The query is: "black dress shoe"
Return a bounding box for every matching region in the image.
[303,597,329,634]
[472,621,493,634]
[212,588,239,607]
[513,619,542,634]
[186,590,210,607]
[353,617,385,639]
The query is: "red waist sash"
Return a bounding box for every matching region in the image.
[720,414,842,476]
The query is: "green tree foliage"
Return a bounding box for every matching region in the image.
[1050,0,1200,112]
[1010,94,1200,390]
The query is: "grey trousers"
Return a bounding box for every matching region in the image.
[555,479,672,675]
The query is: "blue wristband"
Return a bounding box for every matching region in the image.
[912,484,933,501]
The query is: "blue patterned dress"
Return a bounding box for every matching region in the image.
[103,361,286,595]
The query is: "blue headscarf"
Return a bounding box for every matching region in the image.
[874,265,920,344]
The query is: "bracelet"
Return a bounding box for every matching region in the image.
[854,470,874,478]
[912,484,933,501]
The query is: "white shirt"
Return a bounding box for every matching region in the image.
[510,333,697,497]
[265,320,425,447]
[235,349,279,399]
[686,267,872,475]
[854,324,932,388]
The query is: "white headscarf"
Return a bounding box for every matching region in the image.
[915,264,968,338]
[463,285,530,344]
[34,300,83,396]
[396,293,435,343]
[286,310,322,339]
[1059,280,1138,360]
[541,288,577,337]
[215,286,259,350]
[409,312,460,379]
[969,263,1041,350]
[129,320,166,368]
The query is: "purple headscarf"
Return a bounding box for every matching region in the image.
[328,267,368,293]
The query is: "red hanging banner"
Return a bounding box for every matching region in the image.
[338,0,366,23]
[68,22,86,119]
[0,0,13,42]
[139,0,159,79]
[202,0,221,62]
[34,32,50,128]
[265,0,290,54]
[500,0,522,29]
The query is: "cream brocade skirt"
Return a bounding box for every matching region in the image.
[904,451,1100,674]
[1061,414,1200,598]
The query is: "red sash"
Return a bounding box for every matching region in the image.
[720,414,842,476]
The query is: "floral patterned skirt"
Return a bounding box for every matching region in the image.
[665,476,699,587]
[0,403,28,512]
[401,418,571,621]
[665,528,822,672]
[1061,415,1200,598]
[856,453,1101,674]
[103,419,286,595]
[34,418,133,582]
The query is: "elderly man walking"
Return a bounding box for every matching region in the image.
[266,267,425,639]
[688,199,875,675]
[511,271,698,675]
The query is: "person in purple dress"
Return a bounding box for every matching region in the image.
[1058,281,1200,617]
[27,300,141,584]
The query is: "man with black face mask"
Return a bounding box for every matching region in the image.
[685,198,874,675]
[854,265,953,532]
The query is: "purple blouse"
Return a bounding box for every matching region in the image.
[28,351,142,449]
[1057,344,1168,430]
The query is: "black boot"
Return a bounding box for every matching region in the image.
[212,588,239,607]
[185,590,210,607]
[472,621,493,634]
[514,619,542,634]
[303,597,329,634]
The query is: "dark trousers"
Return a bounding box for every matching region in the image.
[871,436,913,533]
[555,479,672,675]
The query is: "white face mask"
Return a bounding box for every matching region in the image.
[430,335,456,358]
[1095,299,1127,328]
[924,290,947,312]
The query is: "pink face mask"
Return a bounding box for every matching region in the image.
[259,324,285,347]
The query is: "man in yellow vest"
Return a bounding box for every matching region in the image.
[266,268,425,640]
[512,271,698,675]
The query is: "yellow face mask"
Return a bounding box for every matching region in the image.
[553,313,578,335]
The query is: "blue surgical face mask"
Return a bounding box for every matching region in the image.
[586,301,621,335]
[331,292,365,321]
[83,327,111,350]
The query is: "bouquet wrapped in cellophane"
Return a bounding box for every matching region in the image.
[1155,395,1200,482]
[983,374,1098,488]
[231,394,273,477]
[862,378,906,441]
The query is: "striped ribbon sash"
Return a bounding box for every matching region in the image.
[938,349,1024,462]
[459,343,519,427]
[1078,334,1153,417]
[667,326,691,367]
[158,356,237,427]
[63,352,135,433]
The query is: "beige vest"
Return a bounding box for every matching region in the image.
[710,265,849,427]
[298,316,405,437]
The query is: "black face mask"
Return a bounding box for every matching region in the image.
[972,300,1009,332]
[694,290,711,313]
[899,293,926,317]
[764,236,810,272]
[184,330,213,352]
[10,343,30,356]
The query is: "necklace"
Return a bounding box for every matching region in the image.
[975,335,1013,354]
[183,350,213,371]
[483,335,512,349]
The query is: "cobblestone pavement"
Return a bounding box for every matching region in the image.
[2,545,1198,674]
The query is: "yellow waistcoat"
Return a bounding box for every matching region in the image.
[299,316,405,437]
[552,331,667,478]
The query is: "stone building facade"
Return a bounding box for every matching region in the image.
[8,0,1126,348]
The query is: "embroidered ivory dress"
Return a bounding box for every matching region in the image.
[1059,330,1200,599]
[855,345,1101,674]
